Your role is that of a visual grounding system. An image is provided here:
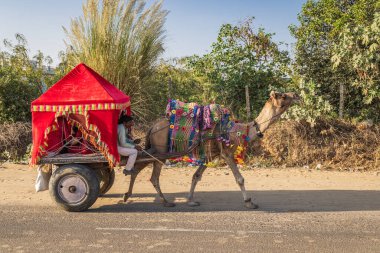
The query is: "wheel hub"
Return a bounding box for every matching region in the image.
[68,186,77,193]
[57,175,88,204]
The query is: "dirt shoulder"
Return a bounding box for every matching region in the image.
[1,163,379,210]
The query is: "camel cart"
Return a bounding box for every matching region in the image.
[31,63,137,212]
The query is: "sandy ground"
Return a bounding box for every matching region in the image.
[0,162,379,209]
[1,163,380,252]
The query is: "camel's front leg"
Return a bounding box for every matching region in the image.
[150,161,175,207]
[222,154,258,209]
[123,164,145,202]
[187,164,207,206]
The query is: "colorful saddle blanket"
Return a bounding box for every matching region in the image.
[166,100,232,154]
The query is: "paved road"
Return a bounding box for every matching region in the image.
[1,165,380,252]
[1,201,380,253]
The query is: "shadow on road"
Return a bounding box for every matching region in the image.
[91,190,380,213]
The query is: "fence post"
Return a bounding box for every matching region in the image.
[245,85,251,122]
[339,83,344,119]
[168,77,172,99]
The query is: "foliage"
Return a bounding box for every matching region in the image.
[0,34,54,123]
[187,18,291,120]
[332,4,380,107]
[291,0,380,121]
[284,80,334,126]
[145,58,212,120]
[63,0,168,121]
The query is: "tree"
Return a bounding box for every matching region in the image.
[144,58,211,119]
[332,2,380,120]
[284,79,334,125]
[187,18,290,119]
[291,0,380,121]
[0,34,54,123]
[64,0,168,120]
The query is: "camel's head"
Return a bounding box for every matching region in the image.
[269,91,301,112]
[247,91,301,138]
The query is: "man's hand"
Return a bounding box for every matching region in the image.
[135,145,143,151]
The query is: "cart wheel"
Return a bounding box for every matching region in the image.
[96,166,115,195]
[49,164,99,212]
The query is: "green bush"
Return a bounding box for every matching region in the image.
[284,80,334,126]
[0,33,54,123]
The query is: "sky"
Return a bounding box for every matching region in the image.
[0,0,307,66]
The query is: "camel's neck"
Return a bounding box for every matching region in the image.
[241,102,281,141]
[254,102,278,132]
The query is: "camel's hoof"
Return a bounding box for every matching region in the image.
[187,201,200,207]
[244,201,259,209]
[123,193,130,202]
[163,202,176,207]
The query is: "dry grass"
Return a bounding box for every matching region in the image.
[2,119,379,170]
[250,119,380,170]
[0,122,32,162]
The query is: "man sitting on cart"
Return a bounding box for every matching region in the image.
[117,115,142,175]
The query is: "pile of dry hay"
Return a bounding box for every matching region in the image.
[249,119,380,170]
[0,122,32,161]
[2,119,379,170]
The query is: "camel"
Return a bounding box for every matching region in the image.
[123,91,300,209]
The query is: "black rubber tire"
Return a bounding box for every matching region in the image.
[49,164,99,212]
[95,166,115,195]
[103,168,115,194]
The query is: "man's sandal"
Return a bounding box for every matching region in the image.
[123,168,137,175]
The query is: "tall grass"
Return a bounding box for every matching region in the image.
[64,0,168,120]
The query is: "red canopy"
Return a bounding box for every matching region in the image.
[30,63,130,166]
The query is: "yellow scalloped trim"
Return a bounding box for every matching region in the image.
[31,101,130,112]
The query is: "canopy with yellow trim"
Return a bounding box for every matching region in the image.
[30,63,130,166]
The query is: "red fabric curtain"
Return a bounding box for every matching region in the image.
[31,110,122,166]
[31,111,56,165]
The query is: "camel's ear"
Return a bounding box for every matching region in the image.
[270,91,276,98]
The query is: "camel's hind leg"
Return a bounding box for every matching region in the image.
[187,164,207,206]
[123,163,146,202]
[150,161,175,207]
[222,154,258,209]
